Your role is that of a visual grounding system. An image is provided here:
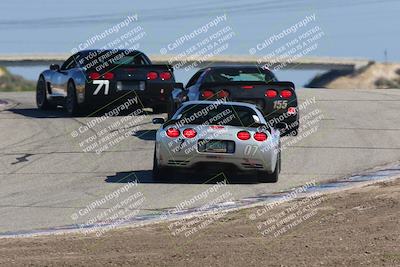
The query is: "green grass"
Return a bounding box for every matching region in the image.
[0,66,35,92]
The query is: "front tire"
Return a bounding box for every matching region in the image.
[152,104,165,114]
[66,81,80,116]
[152,149,173,181]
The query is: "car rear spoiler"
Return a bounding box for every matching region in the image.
[199,81,295,90]
[107,64,174,72]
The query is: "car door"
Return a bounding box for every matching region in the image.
[50,55,78,97]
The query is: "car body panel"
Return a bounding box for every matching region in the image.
[155,101,280,173]
[37,49,183,110]
[182,66,300,133]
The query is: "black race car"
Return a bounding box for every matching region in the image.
[36,49,184,116]
[182,66,299,136]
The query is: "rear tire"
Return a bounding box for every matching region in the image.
[152,149,173,181]
[153,97,175,119]
[66,81,80,116]
[152,104,165,114]
[36,76,53,110]
[289,126,299,136]
[258,151,280,183]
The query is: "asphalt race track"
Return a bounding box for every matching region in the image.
[1,89,400,234]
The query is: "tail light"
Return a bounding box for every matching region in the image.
[265,89,277,98]
[103,72,114,80]
[254,132,268,141]
[147,71,158,80]
[183,128,197,138]
[217,90,230,98]
[237,131,251,140]
[160,71,172,80]
[201,90,214,98]
[280,89,292,98]
[242,85,254,89]
[166,128,180,138]
[89,72,101,80]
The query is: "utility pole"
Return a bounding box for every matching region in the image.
[384,49,388,63]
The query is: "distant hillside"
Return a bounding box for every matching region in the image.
[0,66,35,92]
[306,63,400,89]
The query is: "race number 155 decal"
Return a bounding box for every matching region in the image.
[93,80,110,95]
[273,100,288,110]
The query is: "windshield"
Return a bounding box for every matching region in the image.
[174,104,260,127]
[204,68,277,83]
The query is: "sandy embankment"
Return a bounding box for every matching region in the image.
[0,178,399,266]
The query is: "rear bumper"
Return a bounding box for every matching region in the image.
[228,97,300,130]
[265,113,300,131]
[82,81,174,108]
[156,139,279,173]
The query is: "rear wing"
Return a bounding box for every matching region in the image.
[199,81,294,91]
[109,64,174,72]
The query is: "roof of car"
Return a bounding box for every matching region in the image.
[199,65,271,71]
[78,49,144,55]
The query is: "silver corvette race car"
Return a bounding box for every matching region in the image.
[152,100,282,182]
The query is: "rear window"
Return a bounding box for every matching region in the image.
[174,104,260,127]
[204,68,277,83]
[112,56,148,65]
[77,50,149,72]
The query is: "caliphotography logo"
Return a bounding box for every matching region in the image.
[1,1,400,266]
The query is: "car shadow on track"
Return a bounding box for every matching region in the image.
[8,108,70,118]
[132,130,156,141]
[105,170,259,184]
[7,107,150,119]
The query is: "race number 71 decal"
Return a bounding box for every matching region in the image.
[93,80,110,95]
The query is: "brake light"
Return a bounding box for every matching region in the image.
[183,128,197,138]
[89,72,101,80]
[218,90,230,98]
[160,71,172,80]
[237,131,251,140]
[166,128,180,138]
[265,89,277,98]
[147,71,158,80]
[103,72,114,80]
[242,85,254,89]
[201,90,214,98]
[254,132,268,141]
[280,89,292,98]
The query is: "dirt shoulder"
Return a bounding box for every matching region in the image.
[306,63,400,89]
[1,179,399,267]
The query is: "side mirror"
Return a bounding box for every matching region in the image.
[174,82,184,90]
[50,64,60,71]
[152,118,165,124]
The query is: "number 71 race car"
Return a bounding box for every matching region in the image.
[36,49,184,115]
[152,100,282,183]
